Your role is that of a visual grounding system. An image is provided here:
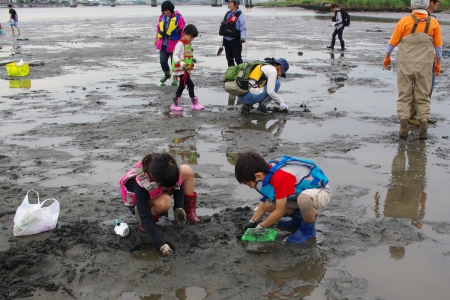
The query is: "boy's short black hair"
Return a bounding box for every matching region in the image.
[183,24,198,37]
[161,1,175,13]
[8,4,12,7]
[235,151,270,184]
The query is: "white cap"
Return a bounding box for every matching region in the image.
[411,0,429,10]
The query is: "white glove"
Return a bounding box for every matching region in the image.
[174,208,186,226]
[179,61,186,69]
[331,22,337,27]
[160,244,173,256]
[279,103,289,113]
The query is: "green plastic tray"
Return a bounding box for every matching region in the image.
[241,228,278,242]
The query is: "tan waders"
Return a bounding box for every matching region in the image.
[399,119,409,139]
[419,120,428,139]
[396,15,434,139]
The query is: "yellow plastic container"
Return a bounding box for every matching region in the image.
[9,80,31,89]
[6,62,30,77]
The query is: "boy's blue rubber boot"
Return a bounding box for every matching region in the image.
[285,219,316,244]
[277,209,303,227]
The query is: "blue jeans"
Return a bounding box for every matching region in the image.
[238,81,281,106]
[331,27,345,49]
[159,45,173,72]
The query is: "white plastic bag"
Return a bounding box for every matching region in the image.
[13,189,60,237]
[16,58,25,66]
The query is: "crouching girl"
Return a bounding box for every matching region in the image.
[119,153,201,256]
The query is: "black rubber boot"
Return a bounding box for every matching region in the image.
[256,96,273,115]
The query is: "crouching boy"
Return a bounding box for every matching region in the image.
[235,151,331,244]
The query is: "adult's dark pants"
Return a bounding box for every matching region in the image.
[331,27,345,50]
[176,72,195,98]
[223,38,243,67]
[160,45,173,72]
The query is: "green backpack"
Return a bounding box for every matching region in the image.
[223,61,269,96]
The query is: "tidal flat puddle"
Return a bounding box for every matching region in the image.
[117,286,206,300]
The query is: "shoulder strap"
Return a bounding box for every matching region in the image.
[424,16,431,34]
[410,14,431,34]
[410,14,419,34]
[224,11,230,21]
[225,10,242,22]
[132,164,154,191]
[262,156,290,186]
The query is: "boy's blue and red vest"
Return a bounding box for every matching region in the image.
[255,156,329,202]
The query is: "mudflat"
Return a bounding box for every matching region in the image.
[1,6,450,300]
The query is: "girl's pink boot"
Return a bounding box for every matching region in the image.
[190,96,204,110]
[171,97,183,111]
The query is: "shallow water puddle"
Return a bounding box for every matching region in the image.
[131,247,161,262]
[118,291,163,300]
[279,117,385,143]
[175,286,207,300]
[4,136,72,148]
[118,287,207,300]
[1,65,154,100]
[363,142,450,223]
[195,141,234,173]
[89,161,127,184]
[332,230,450,299]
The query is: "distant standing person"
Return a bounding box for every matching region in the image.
[326,3,345,51]
[8,4,21,36]
[155,1,185,85]
[219,0,246,67]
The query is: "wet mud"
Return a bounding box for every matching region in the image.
[1,6,450,300]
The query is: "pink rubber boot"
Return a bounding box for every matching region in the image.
[171,97,183,111]
[190,96,204,110]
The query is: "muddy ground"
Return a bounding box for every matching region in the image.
[0,6,450,300]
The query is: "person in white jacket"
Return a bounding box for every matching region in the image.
[238,58,290,115]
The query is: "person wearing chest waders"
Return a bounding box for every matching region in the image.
[155,1,185,86]
[383,0,443,140]
[409,0,441,127]
[119,153,202,256]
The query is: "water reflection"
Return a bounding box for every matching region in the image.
[9,79,31,89]
[226,152,240,166]
[228,94,239,106]
[373,142,427,229]
[330,52,344,61]
[170,136,199,164]
[389,245,406,261]
[265,256,326,298]
[229,118,286,137]
[175,286,207,300]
